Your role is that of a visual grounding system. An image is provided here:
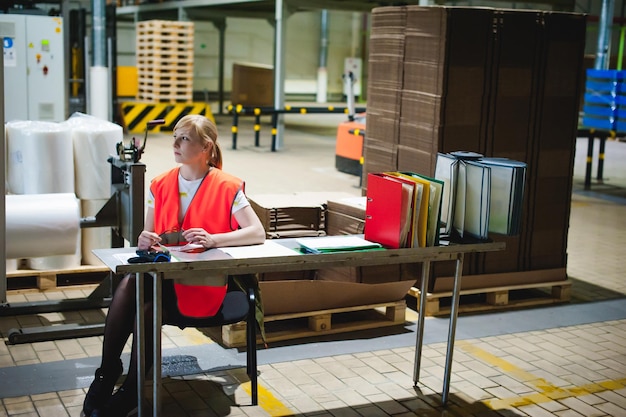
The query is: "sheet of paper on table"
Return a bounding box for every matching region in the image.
[220,240,301,259]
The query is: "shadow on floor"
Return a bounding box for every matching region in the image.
[155,367,529,417]
[572,180,626,204]
[567,276,626,303]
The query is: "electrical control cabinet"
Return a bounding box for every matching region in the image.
[1,14,66,122]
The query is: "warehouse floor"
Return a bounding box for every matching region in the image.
[0,112,625,416]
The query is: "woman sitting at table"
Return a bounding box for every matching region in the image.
[81,114,266,417]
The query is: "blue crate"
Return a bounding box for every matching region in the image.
[582,70,626,130]
[581,69,626,132]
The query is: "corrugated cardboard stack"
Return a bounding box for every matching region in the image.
[364,6,587,292]
[248,192,335,289]
[478,9,543,276]
[524,12,586,273]
[362,6,406,180]
[398,6,494,177]
[249,192,338,239]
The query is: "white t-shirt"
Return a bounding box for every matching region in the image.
[147,171,250,221]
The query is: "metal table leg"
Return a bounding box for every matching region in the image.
[413,260,431,385]
[153,273,162,417]
[136,272,145,417]
[441,253,464,405]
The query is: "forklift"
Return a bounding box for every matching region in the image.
[335,71,366,177]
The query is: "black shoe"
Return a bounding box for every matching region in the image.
[81,360,123,417]
[96,385,138,417]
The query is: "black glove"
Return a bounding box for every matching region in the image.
[128,249,171,263]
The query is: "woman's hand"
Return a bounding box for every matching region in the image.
[137,230,161,250]
[182,228,216,248]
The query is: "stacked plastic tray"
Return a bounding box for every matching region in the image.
[582,69,626,132]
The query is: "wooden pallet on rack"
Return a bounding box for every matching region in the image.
[6,265,110,292]
[408,280,571,316]
[206,300,407,348]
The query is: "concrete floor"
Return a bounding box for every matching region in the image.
[0,111,625,416]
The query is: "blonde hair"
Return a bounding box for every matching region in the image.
[174,115,223,169]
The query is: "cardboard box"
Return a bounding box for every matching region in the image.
[430,268,567,293]
[249,192,357,239]
[231,63,273,107]
[323,196,420,286]
[326,197,367,236]
[260,280,415,316]
[250,192,417,315]
[317,264,404,285]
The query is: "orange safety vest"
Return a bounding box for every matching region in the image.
[150,167,243,317]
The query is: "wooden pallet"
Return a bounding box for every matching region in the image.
[138,77,193,90]
[136,92,193,103]
[136,19,194,104]
[137,34,194,44]
[408,280,572,316]
[136,50,194,61]
[6,265,110,292]
[136,20,194,35]
[137,63,194,73]
[207,300,407,348]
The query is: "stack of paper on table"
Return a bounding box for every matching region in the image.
[295,235,383,254]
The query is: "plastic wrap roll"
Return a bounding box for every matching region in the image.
[89,66,110,121]
[81,198,111,265]
[6,193,80,259]
[27,231,82,270]
[6,259,19,273]
[6,121,75,194]
[65,113,121,199]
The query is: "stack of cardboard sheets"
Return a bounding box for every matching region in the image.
[364,5,587,291]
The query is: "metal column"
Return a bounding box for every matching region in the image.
[595,0,615,70]
[273,0,287,150]
[1,22,7,305]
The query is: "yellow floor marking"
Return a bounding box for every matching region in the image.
[240,381,295,416]
[457,340,626,410]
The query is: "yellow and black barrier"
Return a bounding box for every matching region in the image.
[120,102,215,133]
[577,128,616,189]
[226,104,366,151]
